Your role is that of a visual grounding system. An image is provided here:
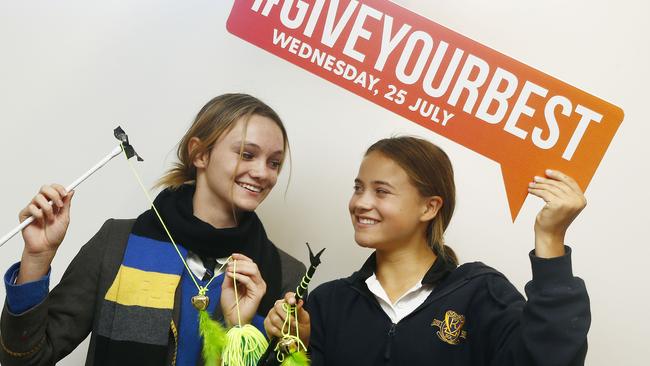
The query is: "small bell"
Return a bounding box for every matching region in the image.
[191,294,210,311]
[278,337,299,355]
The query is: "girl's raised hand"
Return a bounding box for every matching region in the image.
[527,170,587,258]
[17,184,74,284]
[220,253,267,327]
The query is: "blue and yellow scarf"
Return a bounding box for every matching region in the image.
[92,184,281,365]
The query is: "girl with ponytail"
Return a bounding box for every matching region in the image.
[265,136,591,366]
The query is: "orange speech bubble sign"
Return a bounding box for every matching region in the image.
[228,0,624,221]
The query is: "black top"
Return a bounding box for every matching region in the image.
[306,247,590,366]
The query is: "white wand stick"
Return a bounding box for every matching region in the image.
[0,126,142,248]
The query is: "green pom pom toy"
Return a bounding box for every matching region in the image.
[221,324,268,366]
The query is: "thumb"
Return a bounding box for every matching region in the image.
[284,291,297,306]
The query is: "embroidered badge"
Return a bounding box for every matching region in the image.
[431,310,467,345]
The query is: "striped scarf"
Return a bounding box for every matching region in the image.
[92,184,281,365]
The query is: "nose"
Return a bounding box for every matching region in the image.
[349,190,372,213]
[249,160,271,181]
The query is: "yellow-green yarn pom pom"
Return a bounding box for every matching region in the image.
[221,324,269,366]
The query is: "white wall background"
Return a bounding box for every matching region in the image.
[0,0,647,364]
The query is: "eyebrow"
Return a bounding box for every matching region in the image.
[231,141,284,156]
[373,180,395,188]
[354,178,395,189]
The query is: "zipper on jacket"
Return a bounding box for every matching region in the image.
[384,323,397,361]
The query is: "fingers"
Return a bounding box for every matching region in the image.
[265,301,289,337]
[33,193,54,223]
[225,270,267,297]
[230,253,253,262]
[19,184,69,223]
[41,185,65,208]
[264,314,282,338]
[223,271,259,299]
[277,295,308,325]
[60,190,74,216]
[226,259,258,275]
[532,175,571,196]
[271,297,303,326]
[530,170,587,246]
[51,184,68,199]
[265,297,309,338]
[528,180,563,203]
[265,299,289,336]
[545,169,582,195]
[23,203,44,223]
[225,270,255,287]
[227,258,265,285]
[274,299,289,322]
[529,170,587,209]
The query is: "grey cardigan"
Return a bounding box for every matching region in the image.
[0,219,306,366]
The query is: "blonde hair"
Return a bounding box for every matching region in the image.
[156,93,289,190]
[366,136,458,265]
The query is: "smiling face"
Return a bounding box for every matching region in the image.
[349,151,434,251]
[193,114,285,226]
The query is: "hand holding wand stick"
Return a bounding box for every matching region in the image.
[0,126,142,248]
[258,242,326,366]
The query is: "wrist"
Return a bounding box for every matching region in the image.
[17,251,56,284]
[534,230,566,258]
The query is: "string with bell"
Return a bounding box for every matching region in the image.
[121,143,267,365]
[259,243,325,366]
[273,301,308,366]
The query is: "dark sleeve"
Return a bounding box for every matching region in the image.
[305,283,332,366]
[0,220,113,366]
[475,246,590,366]
[278,249,307,299]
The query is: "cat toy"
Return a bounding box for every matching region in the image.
[0,126,142,247]
[258,243,326,366]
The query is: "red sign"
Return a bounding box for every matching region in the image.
[227,0,624,220]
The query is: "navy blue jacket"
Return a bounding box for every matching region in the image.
[306,247,590,366]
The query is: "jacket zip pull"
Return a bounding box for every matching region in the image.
[384,323,397,360]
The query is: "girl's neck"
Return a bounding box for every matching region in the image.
[375,241,437,304]
[192,183,239,229]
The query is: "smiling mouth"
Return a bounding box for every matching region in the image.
[356,216,379,225]
[237,182,263,193]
